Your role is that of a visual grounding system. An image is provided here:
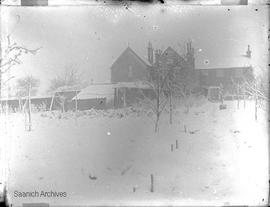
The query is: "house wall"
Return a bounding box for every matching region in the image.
[75,98,106,111]
[111,49,149,83]
[197,67,253,92]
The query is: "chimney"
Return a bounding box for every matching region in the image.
[186,41,195,69]
[246,45,251,58]
[148,41,154,65]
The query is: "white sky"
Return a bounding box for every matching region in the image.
[0,4,269,94]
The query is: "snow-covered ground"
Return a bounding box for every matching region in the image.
[1,99,268,206]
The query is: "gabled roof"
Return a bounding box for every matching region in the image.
[161,46,186,62]
[110,46,150,69]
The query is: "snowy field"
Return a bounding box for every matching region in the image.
[1,99,269,206]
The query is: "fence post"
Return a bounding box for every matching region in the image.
[49,93,55,111]
[176,140,178,149]
[150,174,154,192]
[28,82,32,131]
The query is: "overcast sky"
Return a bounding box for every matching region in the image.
[1,4,268,94]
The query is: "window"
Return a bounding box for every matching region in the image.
[128,66,133,78]
[216,70,224,77]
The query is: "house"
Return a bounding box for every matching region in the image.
[75,42,254,110]
[110,43,194,103]
[110,46,151,83]
[195,45,254,99]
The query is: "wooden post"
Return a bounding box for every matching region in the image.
[28,82,32,131]
[150,174,154,192]
[114,88,118,109]
[75,91,78,112]
[49,93,55,111]
[184,125,187,133]
[176,140,178,149]
[171,144,173,152]
[220,84,224,104]
[123,88,126,108]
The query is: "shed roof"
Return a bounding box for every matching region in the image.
[73,82,152,100]
[73,83,115,100]
[113,81,151,89]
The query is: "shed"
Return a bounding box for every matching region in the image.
[72,84,115,110]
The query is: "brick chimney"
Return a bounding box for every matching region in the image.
[246,45,251,58]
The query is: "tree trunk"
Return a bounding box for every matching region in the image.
[154,112,160,133]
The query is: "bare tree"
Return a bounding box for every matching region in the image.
[138,64,173,132]
[48,64,85,112]
[243,79,268,120]
[0,35,40,105]
[15,76,40,131]
[16,75,40,97]
[48,64,85,92]
[232,73,268,121]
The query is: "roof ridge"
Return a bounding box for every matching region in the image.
[111,46,150,69]
[125,46,150,67]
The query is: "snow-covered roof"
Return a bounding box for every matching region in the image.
[195,48,252,70]
[113,81,151,89]
[54,85,82,92]
[73,84,115,100]
[74,82,152,100]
